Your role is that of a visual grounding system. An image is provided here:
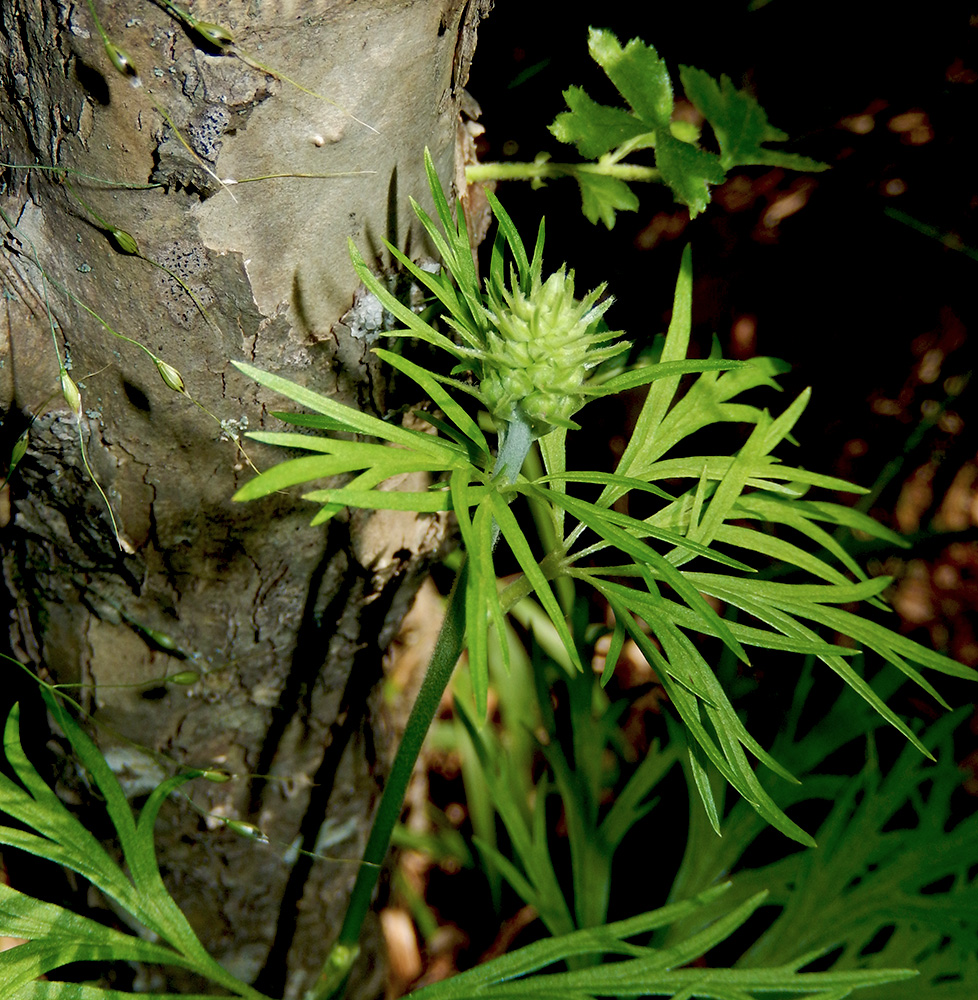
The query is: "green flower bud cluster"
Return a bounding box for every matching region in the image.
[478,268,627,438]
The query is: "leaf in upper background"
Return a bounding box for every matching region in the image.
[574,170,640,229]
[548,29,825,224]
[680,65,829,173]
[556,29,727,221]
[587,26,674,124]
[550,29,727,220]
[550,85,650,159]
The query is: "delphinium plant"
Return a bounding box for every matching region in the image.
[226,147,971,996]
[1,25,974,1000]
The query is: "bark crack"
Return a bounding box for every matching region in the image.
[252,555,412,998]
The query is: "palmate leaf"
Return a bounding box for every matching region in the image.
[551,29,723,219]
[0,694,264,1000]
[552,85,650,159]
[527,246,972,842]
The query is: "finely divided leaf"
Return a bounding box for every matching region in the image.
[0,697,260,1000]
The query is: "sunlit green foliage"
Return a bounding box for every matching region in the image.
[234,156,968,845]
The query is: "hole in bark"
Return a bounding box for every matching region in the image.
[74,57,110,106]
[122,380,151,413]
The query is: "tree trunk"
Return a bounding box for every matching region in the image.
[0,1,489,995]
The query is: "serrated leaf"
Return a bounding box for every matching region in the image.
[653,130,726,219]
[680,65,829,173]
[550,85,651,158]
[574,170,640,228]
[588,27,672,125]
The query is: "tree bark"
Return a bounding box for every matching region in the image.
[0,1,489,996]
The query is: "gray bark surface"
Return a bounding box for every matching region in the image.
[0,1,490,995]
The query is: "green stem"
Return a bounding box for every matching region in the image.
[313,415,534,1000]
[312,561,468,1000]
[466,159,660,184]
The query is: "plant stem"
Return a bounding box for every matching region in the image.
[466,160,660,184]
[311,561,468,1000]
[312,415,534,1000]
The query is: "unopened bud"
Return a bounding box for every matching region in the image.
[109,227,139,255]
[141,626,180,650]
[194,20,234,50]
[167,670,200,685]
[61,371,82,417]
[201,770,232,783]
[156,359,186,393]
[104,42,138,79]
[225,819,269,843]
[9,433,28,472]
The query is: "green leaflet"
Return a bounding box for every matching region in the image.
[552,85,650,159]
[679,65,830,173]
[546,27,826,224]
[574,170,641,228]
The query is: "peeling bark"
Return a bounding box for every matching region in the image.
[0,1,491,996]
